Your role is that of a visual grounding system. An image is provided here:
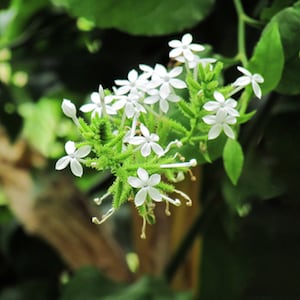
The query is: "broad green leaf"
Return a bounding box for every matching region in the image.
[51,0,215,35]
[223,139,244,185]
[260,0,297,21]
[248,21,284,95]
[273,2,300,94]
[18,98,62,157]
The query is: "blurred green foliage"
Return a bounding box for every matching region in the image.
[1,0,300,299]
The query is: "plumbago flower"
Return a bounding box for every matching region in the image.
[80,85,117,118]
[128,168,162,206]
[129,123,164,157]
[203,91,239,117]
[55,33,265,237]
[55,141,91,177]
[168,33,205,61]
[203,110,237,140]
[233,66,264,99]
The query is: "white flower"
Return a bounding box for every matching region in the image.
[139,64,155,80]
[55,141,91,177]
[114,69,147,96]
[203,91,239,117]
[128,168,162,206]
[144,88,180,113]
[112,91,146,119]
[233,66,264,99]
[129,123,164,157]
[203,110,237,140]
[168,33,205,61]
[149,64,186,98]
[80,85,117,118]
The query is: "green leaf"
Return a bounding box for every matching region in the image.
[51,0,215,35]
[248,21,284,95]
[223,139,244,185]
[273,2,300,94]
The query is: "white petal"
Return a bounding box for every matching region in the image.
[170,78,186,89]
[160,83,171,99]
[80,103,96,113]
[128,69,138,82]
[134,188,147,206]
[70,159,83,177]
[167,94,180,102]
[148,174,161,186]
[128,176,143,188]
[106,105,118,115]
[252,81,262,99]
[125,104,135,118]
[149,133,159,142]
[208,124,222,140]
[225,99,237,108]
[115,79,130,86]
[129,136,145,145]
[233,76,251,87]
[169,66,183,78]
[223,124,235,139]
[55,156,70,170]
[169,48,183,58]
[141,143,151,157]
[225,107,240,117]
[253,73,264,83]
[160,98,169,113]
[189,44,205,52]
[203,101,220,111]
[237,66,251,76]
[144,95,159,104]
[137,168,149,182]
[168,40,182,48]
[183,49,195,61]
[213,91,225,103]
[112,99,126,110]
[148,187,162,202]
[91,92,100,104]
[75,145,91,158]
[65,141,76,154]
[140,123,150,137]
[225,115,237,125]
[182,33,192,45]
[154,64,167,77]
[151,143,164,156]
[203,115,216,125]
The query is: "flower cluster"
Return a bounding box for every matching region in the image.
[55,33,264,238]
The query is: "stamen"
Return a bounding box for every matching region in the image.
[160,158,197,169]
[174,189,192,206]
[140,216,147,239]
[161,139,182,156]
[165,201,171,216]
[161,194,181,206]
[188,169,197,181]
[171,171,185,183]
[93,191,111,205]
[92,208,115,225]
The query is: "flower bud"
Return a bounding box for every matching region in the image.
[62,99,77,119]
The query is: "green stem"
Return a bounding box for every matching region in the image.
[233,0,248,66]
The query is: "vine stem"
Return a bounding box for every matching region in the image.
[233,0,248,66]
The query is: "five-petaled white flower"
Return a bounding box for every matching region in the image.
[203,91,239,117]
[80,85,117,118]
[168,33,205,61]
[55,141,91,177]
[149,64,186,99]
[203,110,237,140]
[129,123,164,157]
[114,69,147,96]
[144,88,180,113]
[128,168,162,206]
[233,66,264,99]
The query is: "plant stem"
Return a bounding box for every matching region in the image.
[233,0,248,66]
